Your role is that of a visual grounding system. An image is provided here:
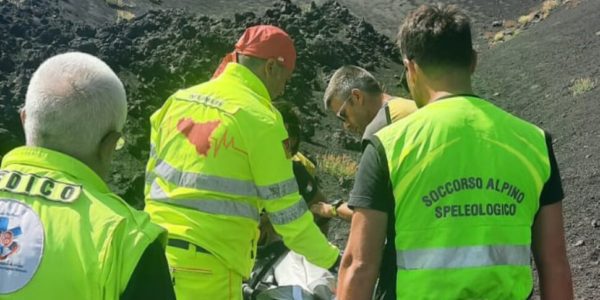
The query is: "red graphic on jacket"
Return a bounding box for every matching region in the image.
[177,119,221,156]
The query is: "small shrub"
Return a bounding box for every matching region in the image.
[542,0,560,17]
[570,78,596,96]
[518,14,534,26]
[318,153,358,181]
[117,10,135,22]
[493,31,505,42]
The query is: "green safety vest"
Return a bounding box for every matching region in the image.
[0,146,165,300]
[374,95,551,299]
[145,62,338,278]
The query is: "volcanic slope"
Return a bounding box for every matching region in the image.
[473,1,600,297]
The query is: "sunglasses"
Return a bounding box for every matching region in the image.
[335,94,353,122]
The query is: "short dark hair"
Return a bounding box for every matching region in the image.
[323,65,383,109]
[398,4,473,72]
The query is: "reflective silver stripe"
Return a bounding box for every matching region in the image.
[396,245,530,270]
[150,180,168,199]
[150,155,298,200]
[149,144,158,159]
[149,181,260,221]
[146,144,158,185]
[257,178,299,200]
[149,144,298,199]
[154,159,259,197]
[145,172,155,186]
[268,199,308,225]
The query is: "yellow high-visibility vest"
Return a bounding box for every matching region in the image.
[0,146,165,300]
[375,96,551,299]
[386,97,417,124]
[145,63,339,278]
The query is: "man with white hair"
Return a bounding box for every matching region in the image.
[0,52,175,300]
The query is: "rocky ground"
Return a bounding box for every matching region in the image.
[0,0,598,298]
[0,0,401,202]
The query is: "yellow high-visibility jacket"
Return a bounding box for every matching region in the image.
[0,146,165,300]
[144,63,339,278]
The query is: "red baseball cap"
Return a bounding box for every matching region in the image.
[212,25,296,78]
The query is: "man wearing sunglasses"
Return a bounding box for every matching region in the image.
[323,65,417,148]
[319,65,417,300]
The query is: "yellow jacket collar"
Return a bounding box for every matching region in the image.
[218,63,272,105]
[1,146,109,193]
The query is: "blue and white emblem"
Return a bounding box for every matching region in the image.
[0,199,44,294]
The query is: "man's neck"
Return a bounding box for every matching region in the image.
[423,78,473,105]
[377,93,395,112]
[381,93,394,103]
[30,143,109,180]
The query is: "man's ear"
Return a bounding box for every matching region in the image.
[404,58,416,76]
[264,58,277,77]
[98,131,121,161]
[404,58,418,86]
[20,108,26,128]
[352,88,364,106]
[470,49,478,74]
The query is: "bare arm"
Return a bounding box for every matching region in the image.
[337,208,387,300]
[310,201,354,221]
[531,202,573,300]
[250,126,339,269]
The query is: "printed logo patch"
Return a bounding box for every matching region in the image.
[0,199,44,294]
[0,171,81,203]
[177,119,247,157]
[177,119,221,156]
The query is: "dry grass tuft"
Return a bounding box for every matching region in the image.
[491,0,563,46]
[570,78,596,96]
[541,0,560,17]
[117,10,135,22]
[493,32,505,42]
[518,14,535,26]
[318,153,358,181]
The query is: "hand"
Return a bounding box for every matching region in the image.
[310,202,335,218]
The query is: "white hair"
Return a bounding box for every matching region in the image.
[24,52,127,158]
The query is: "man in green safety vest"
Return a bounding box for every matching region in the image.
[323,65,417,148]
[144,25,340,300]
[337,4,573,300]
[0,52,174,300]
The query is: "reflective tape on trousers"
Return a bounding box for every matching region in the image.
[267,199,309,225]
[396,245,531,270]
[149,180,260,221]
[148,145,298,200]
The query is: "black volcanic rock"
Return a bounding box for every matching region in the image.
[0,0,399,207]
